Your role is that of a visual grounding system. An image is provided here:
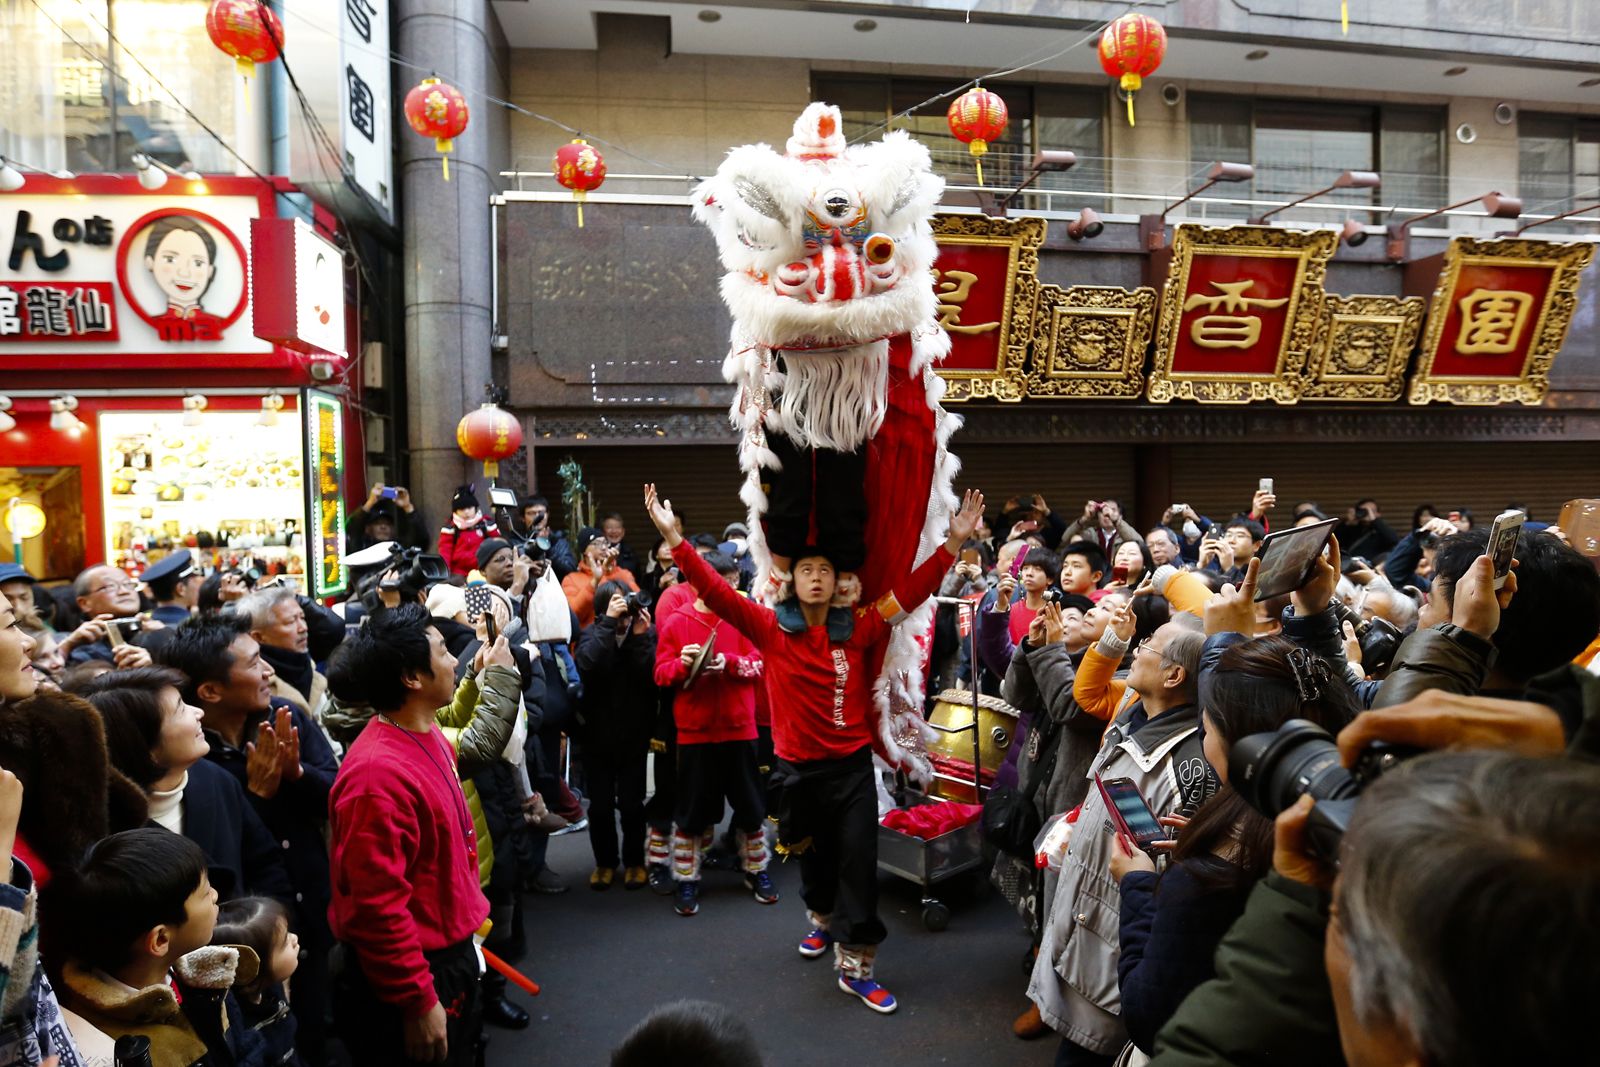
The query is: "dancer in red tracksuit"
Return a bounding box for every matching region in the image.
[644,483,984,1014]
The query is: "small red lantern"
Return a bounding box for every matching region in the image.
[946,86,1008,187]
[205,0,282,81]
[553,139,607,228]
[404,77,470,181]
[456,402,523,479]
[1099,13,1167,127]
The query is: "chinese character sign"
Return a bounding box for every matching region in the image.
[304,391,348,598]
[1171,257,1300,376]
[1410,237,1595,405]
[929,214,1045,402]
[0,282,118,341]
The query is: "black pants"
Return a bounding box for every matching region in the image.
[775,747,885,945]
[763,431,869,572]
[675,739,765,835]
[584,737,649,868]
[1053,1040,1116,1067]
[334,938,482,1067]
[756,725,775,778]
[645,728,677,835]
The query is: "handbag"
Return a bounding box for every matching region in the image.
[524,565,572,644]
[981,713,1063,858]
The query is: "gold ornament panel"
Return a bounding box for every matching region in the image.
[931,213,1045,403]
[1026,284,1157,399]
[1302,294,1425,402]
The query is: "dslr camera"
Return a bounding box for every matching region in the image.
[1326,596,1403,675]
[1230,719,1418,863]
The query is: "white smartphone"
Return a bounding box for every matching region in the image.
[1259,477,1274,495]
[1485,509,1526,590]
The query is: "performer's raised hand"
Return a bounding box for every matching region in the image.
[643,483,683,548]
[943,489,986,553]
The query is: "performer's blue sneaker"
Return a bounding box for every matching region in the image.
[745,871,779,904]
[674,880,699,917]
[839,976,898,1014]
[798,927,832,959]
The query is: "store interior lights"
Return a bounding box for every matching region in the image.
[181,393,208,426]
[131,153,201,191]
[48,395,84,434]
[0,398,13,433]
[0,155,76,191]
[257,392,284,427]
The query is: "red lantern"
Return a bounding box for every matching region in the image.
[404,77,470,181]
[456,403,523,479]
[1098,13,1167,127]
[946,86,1008,187]
[553,139,607,228]
[205,0,282,81]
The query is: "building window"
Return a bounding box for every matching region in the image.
[1188,95,1443,220]
[813,74,1103,198]
[1519,113,1600,228]
[0,0,246,174]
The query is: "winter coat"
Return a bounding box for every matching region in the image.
[1148,873,1342,1067]
[181,758,295,904]
[437,518,500,578]
[1372,624,1496,708]
[1062,515,1145,560]
[232,984,298,1067]
[561,564,639,630]
[0,859,71,1067]
[1028,697,1216,1054]
[1116,863,1252,1054]
[572,619,657,753]
[0,690,147,885]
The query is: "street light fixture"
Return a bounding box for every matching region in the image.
[0,155,75,190]
[1508,201,1600,237]
[132,153,201,190]
[1385,191,1522,261]
[1067,207,1104,240]
[999,150,1077,212]
[1249,170,1380,225]
[1144,161,1255,249]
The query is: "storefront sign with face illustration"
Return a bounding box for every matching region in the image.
[0,189,271,358]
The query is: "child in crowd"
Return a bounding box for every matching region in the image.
[213,897,302,1066]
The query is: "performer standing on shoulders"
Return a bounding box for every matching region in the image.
[643,482,984,1015]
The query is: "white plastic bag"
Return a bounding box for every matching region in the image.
[524,565,572,644]
[1033,812,1073,872]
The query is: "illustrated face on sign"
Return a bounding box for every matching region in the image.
[143,218,218,310]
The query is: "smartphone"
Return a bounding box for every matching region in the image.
[1095,775,1167,852]
[379,486,398,500]
[1251,516,1339,602]
[483,609,499,645]
[1018,519,1040,533]
[960,548,982,566]
[1259,477,1274,495]
[1112,563,1130,583]
[1486,509,1526,590]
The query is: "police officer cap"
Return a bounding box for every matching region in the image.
[143,550,196,587]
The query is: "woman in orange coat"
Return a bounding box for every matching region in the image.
[562,528,639,628]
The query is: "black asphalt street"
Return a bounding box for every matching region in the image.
[486,828,1061,1067]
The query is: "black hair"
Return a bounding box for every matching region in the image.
[611,1000,763,1067]
[196,572,224,615]
[1223,517,1266,543]
[58,660,114,695]
[1107,539,1155,585]
[1432,528,1600,682]
[689,533,719,551]
[602,512,625,524]
[142,216,218,301]
[1059,540,1108,578]
[1058,592,1096,615]
[1130,594,1171,647]
[81,666,190,789]
[523,495,549,510]
[213,896,290,998]
[1019,547,1060,584]
[593,580,635,628]
[701,551,739,579]
[325,602,437,712]
[1412,504,1438,531]
[151,615,251,705]
[44,828,209,972]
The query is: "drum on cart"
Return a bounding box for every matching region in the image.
[925,689,1021,802]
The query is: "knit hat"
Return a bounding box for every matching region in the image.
[451,485,479,512]
[476,538,511,569]
[722,522,750,540]
[577,526,605,553]
[425,583,468,620]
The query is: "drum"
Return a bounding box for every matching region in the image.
[926,689,1021,802]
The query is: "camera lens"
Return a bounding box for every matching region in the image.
[1230,719,1360,817]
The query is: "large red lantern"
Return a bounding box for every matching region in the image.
[404,77,470,181]
[946,86,1008,187]
[205,0,282,81]
[553,139,607,228]
[1098,13,1167,127]
[456,403,523,479]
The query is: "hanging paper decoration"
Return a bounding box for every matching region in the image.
[404,77,470,181]
[1098,13,1167,127]
[1341,1,1349,33]
[552,139,607,228]
[456,402,522,479]
[946,86,1008,187]
[205,0,283,80]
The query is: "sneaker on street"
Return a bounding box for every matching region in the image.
[797,927,832,959]
[839,976,898,1014]
[745,871,779,905]
[526,867,568,895]
[674,880,700,917]
[551,816,589,838]
[647,864,674,896]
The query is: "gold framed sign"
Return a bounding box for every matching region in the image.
[1148,224,1338,404]
[1302,294,1425,402]
[930,213,1045,402]
[1026,284,1157,399]
[1408,237,1595,405]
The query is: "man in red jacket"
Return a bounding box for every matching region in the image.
[654,550,770,918]
[644,483,984,1014]
[325,603,514,1066]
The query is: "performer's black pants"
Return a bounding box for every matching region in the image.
[675,739,765,835]
[763,432,869,571]
[774,746,885,946]
[334,938,482,1067]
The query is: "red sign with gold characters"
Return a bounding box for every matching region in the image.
[1149,224,1337,403]
[1410,237,1596,405]
[930,214,1044,401]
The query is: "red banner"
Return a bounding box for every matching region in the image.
[1169,253,1299,377]
[0,281,118,341]
[1427,262,1556,379]
[932,242,1012,373]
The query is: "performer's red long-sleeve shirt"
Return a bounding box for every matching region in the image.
[654,602,762,745]
[671,540,953,763]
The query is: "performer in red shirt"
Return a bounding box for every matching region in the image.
[644,482,984,1014]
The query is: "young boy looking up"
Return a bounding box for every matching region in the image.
[1059,541,1108,601]
[643,483,983,1016]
